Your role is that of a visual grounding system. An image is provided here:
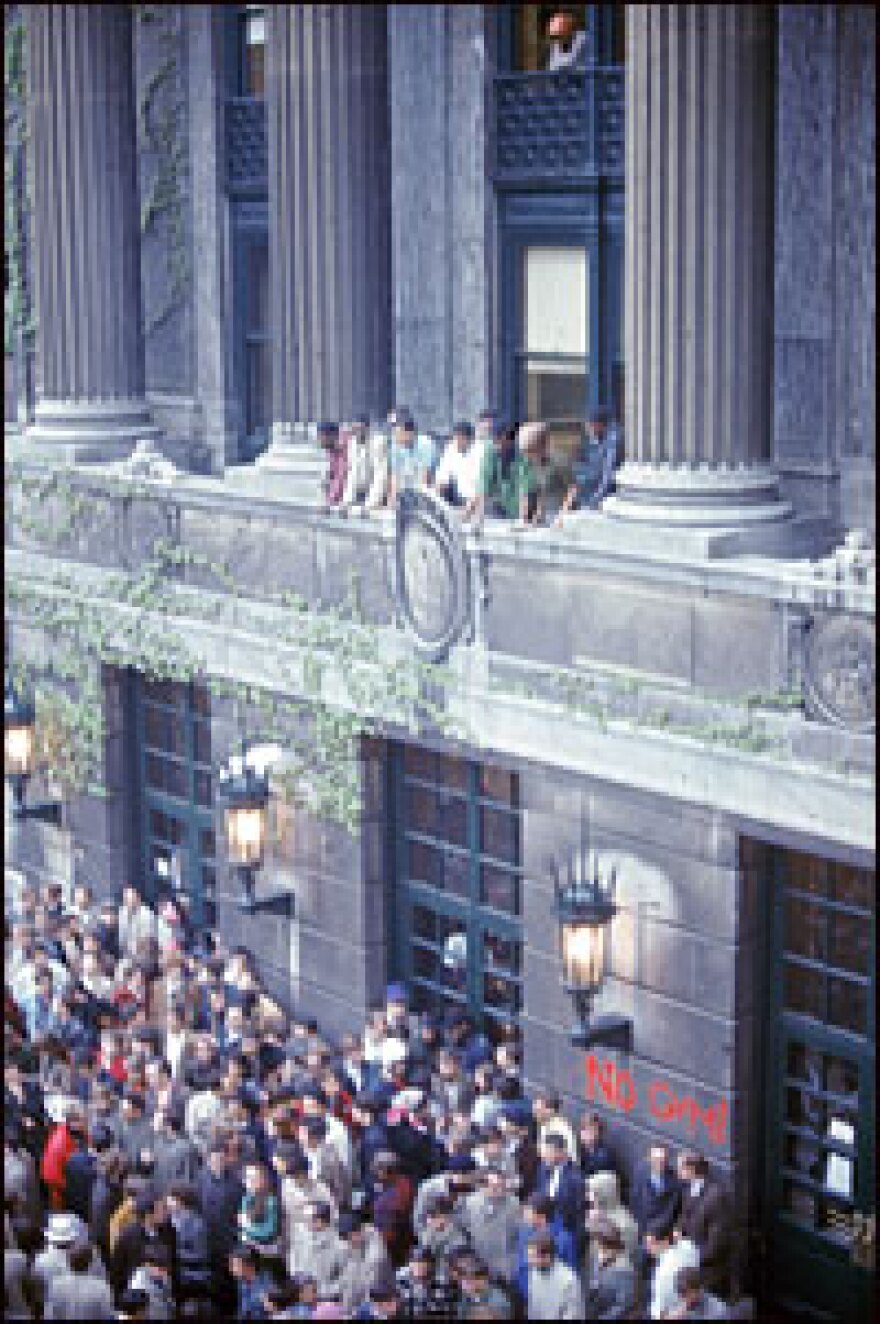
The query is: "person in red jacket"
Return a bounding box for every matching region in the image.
[371,1150,415,1269]
[41,1103,83,1210]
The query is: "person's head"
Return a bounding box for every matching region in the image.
[122,884,140,910]
[525,1194,554,1230]
[293,1273,319,1308]
[518,421,548,463]
[309,1200,333,1233]
[527,1230,555,1274]
[580,1109,604,1150]
[461,1257,491,1299]
[206,1142,227,1178]
[453,420,474,453]
[541,1132,568,1168]
[534,1090,559,1126]
[317,420,340,451]
[476,410,496,442]
[592,1216,624,1264]
[483,1166,509,1204]
[648,1143,670,1179]
[588,407,610,442]
[547,10,575,43]
[674,1266,704,1308]
[496,423,517,456]
[426,1194,453,1229]
[143,1242,171,1279]
[393,412,416,448]
[244,1162,268,1197]
[338,1208,365,1249]
[116,1288,150,1320]
[230,1243,259,1280]
[678,1149,708,1184]
[68,1241,92,1274]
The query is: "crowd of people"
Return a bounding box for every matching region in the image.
[6,874,743,1320]
[319,409,622,530]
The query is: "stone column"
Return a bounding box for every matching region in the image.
[260,5,392,494]
[25,6,157,461]
[606,7,790,531]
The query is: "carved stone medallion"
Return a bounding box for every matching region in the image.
[393,488,470,661]
[804,614,875,733]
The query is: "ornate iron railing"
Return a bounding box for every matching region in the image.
[492,66,624,185]
[225,96,267,194]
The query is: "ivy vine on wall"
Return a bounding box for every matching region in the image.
[4,5,34,358]
[136,4,191,337]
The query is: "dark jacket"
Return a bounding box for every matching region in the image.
[373,1173,415,1268]
[580,1141,618,1182]
[64,1149,97,1223]
[536,1159,586,1242]
[678,1177,733,1297]
[196,1168,244,1263]
[89,1174,124,1263]
[630,1164,682,1242]
[109,1221,147,1297]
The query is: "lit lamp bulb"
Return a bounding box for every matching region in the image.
[227,802,266,867]
[562,918,605,993]
[5,717,34,780]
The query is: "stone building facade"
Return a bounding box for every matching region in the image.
[4,6,875,1319]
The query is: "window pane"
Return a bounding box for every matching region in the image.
[784,962,825,1020]
[142,678,181,708]
[828,911,870,975]
[787,851,827,897]
[785,896,826,962]
[828,978,867,1036]
[783,1178,817,1228]
[479,766,518,806]
[483,932,521,977]
[146,754,188,800]
[830,862,873,911]
[480,806,519,865]
[480,864,521,916]
[193,721,212,767]
[406,785,468,849]
[191,685,210,718]
[406,840,469,900]
[525,247,587,355]
[194,770,214,809]
[404,746,435,781]
[404,746,469,791]
[483,972,522,1014]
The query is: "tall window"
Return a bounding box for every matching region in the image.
[513,5,590,71]
[135,677,216,928]
[243,239,270,445]
[518,246,589,460]
[239,5,266,98]
[391,745,523,1042]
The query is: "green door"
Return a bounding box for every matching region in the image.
[765,849,876,1322]
[135,677,216,930]
[391,744,523,1042]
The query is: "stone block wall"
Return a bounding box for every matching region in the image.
[519,765,754,1211]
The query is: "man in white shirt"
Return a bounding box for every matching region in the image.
[433,420,484,509]
[117,884,156,959]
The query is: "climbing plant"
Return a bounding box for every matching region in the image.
[4,4,34,358]
[5,459,467,835]
[136,4,191,337]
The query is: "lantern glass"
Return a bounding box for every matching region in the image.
[561,916,605,993]
[5,719,35,780]
[226,802,266,867]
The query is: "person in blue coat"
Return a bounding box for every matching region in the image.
[535,1131,587,1257]
[514,1193,579,1309]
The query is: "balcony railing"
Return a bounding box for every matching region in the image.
[226,96,267,194]
[492,66,625,186]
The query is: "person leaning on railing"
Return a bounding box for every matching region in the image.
[462,422,535,526]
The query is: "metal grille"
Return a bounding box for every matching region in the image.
[226,96,267,193]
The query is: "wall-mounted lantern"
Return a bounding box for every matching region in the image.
[4,677,62,826]
[218,744,293,915]
[554,814,633,1053]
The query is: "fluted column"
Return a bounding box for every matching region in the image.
[607,6,790,528]
[261,4,392,489]
[24,6,157,461]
